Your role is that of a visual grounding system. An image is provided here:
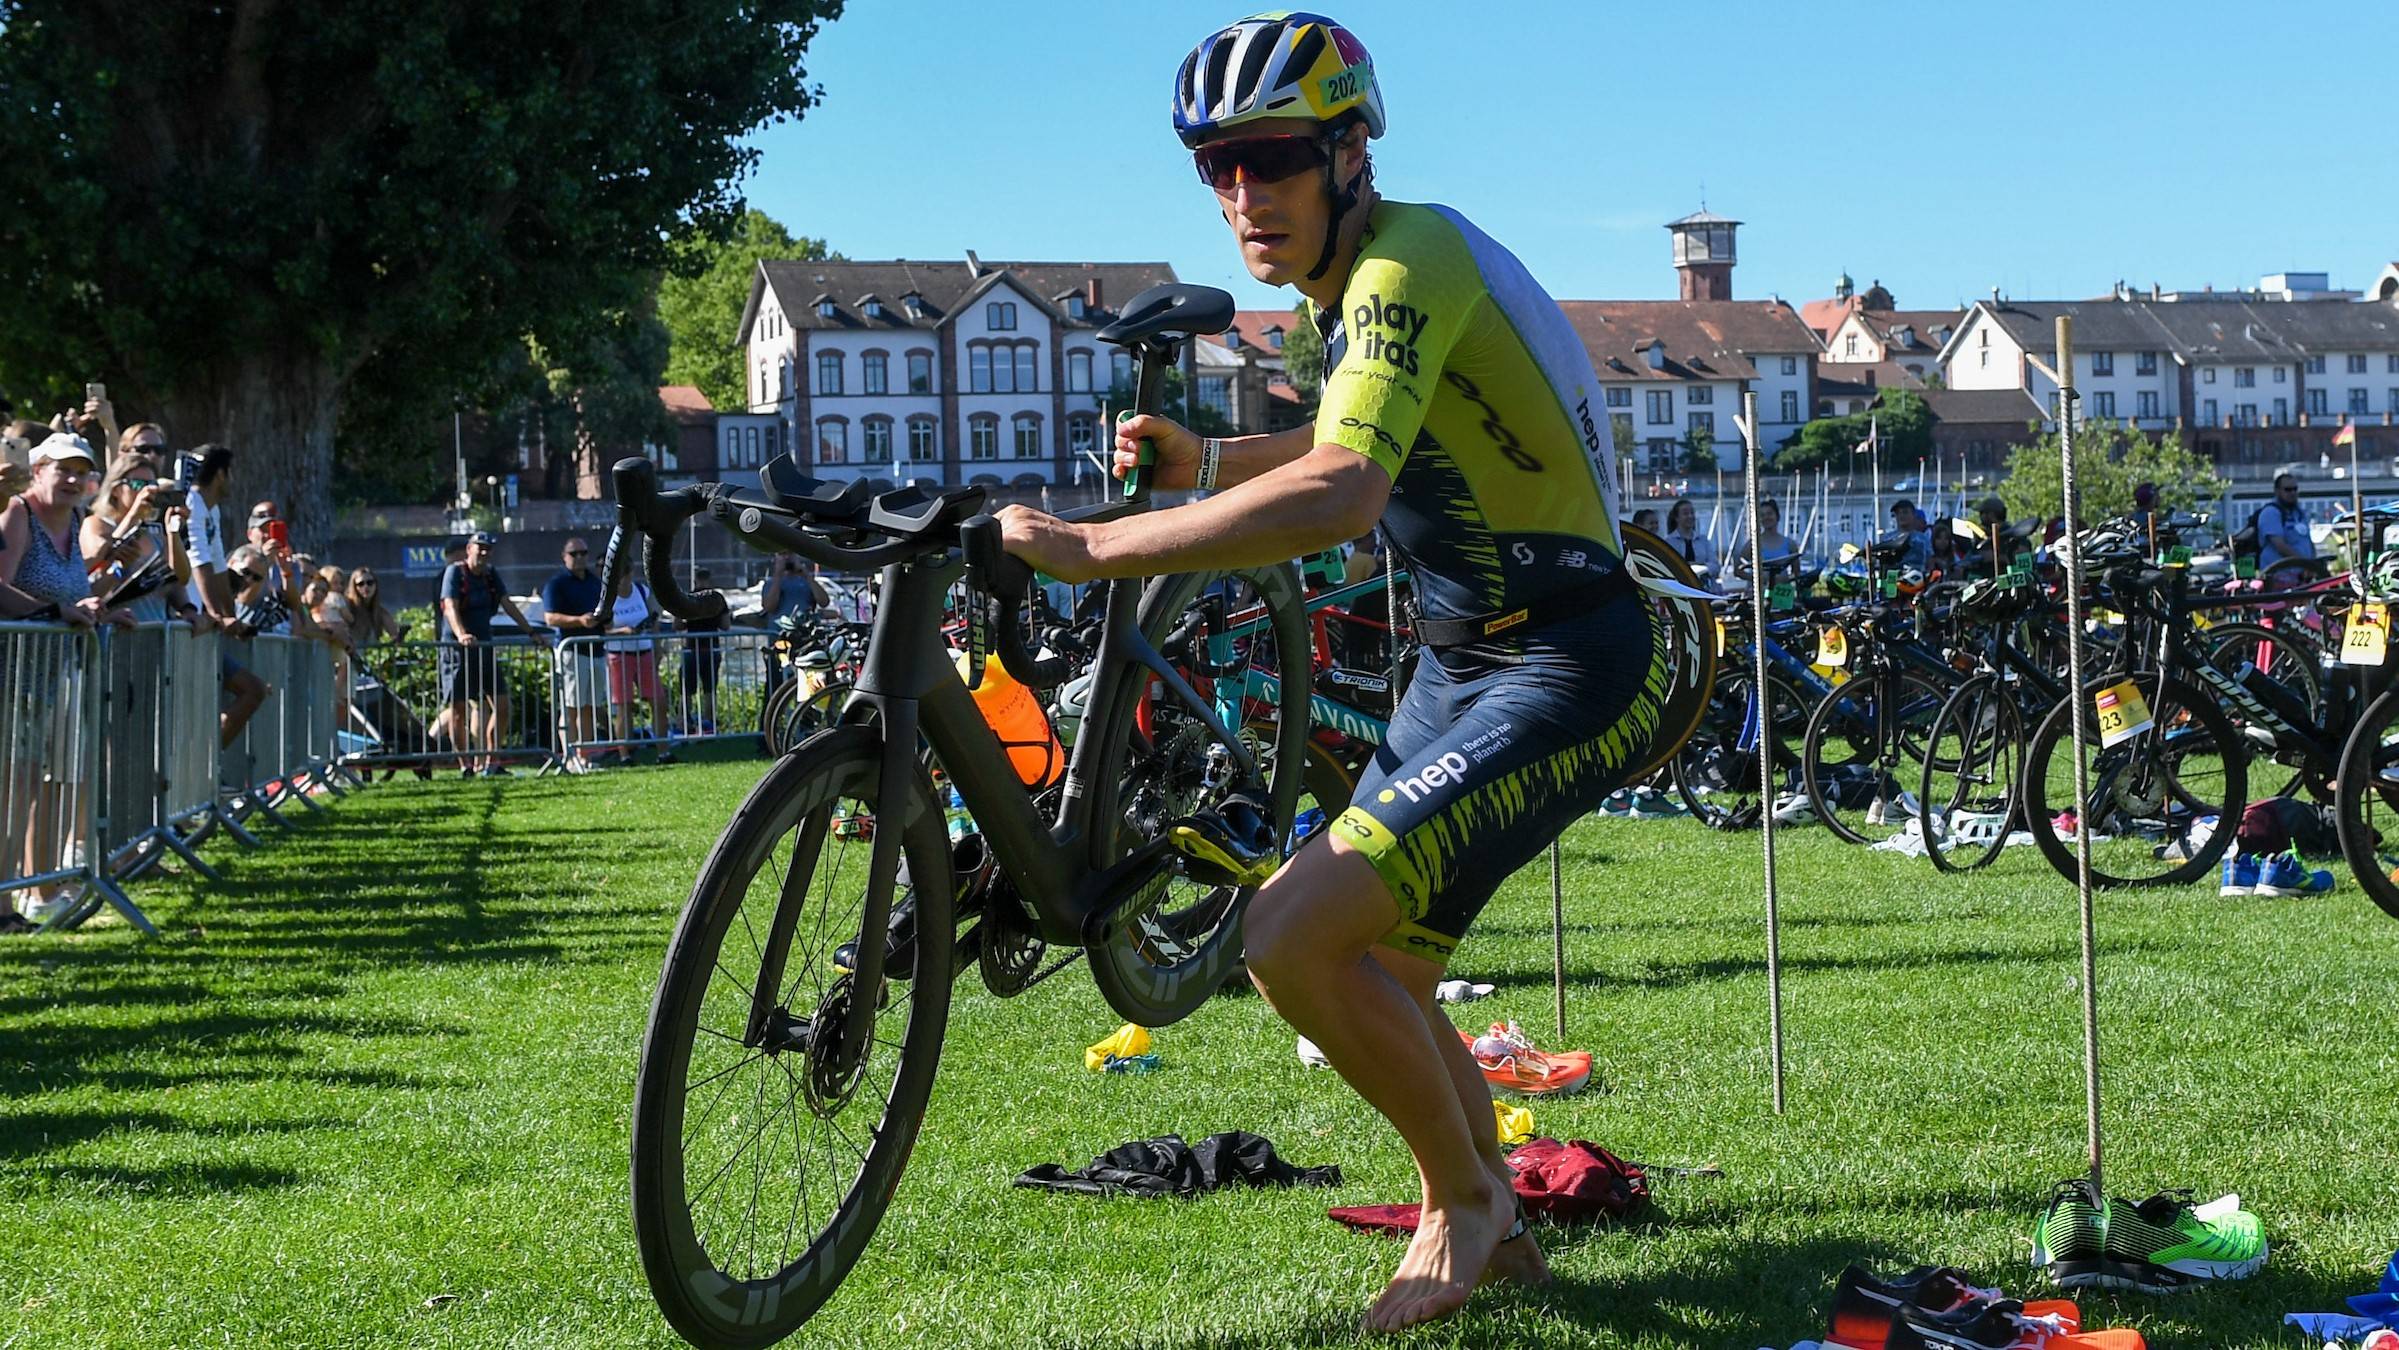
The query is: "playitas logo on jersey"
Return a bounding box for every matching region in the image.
[1384,750,1472,805]
[1353,293,1430,376]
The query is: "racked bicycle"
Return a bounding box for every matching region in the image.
[618,285,1320,1348]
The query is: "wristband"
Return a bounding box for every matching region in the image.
[1197,438,1224,491]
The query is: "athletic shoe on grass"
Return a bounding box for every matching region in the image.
[2095,1191,2265,1293]
[1460,1021,1591,1095]
[2251,851,2332,897]
[2218,853,2260,897]
[2031,1178,2108,1288]
[1826,1264,2003,1350]
[1885,1302,2139,1350]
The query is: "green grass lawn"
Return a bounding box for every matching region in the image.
[5,759,2398,1348]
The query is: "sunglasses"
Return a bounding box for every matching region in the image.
[565,549,589,557]
[1192,134,1330,192]
[123,478,157,490]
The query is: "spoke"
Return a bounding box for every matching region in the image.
[690,1069,781,1209]
[683,1049,765,1150]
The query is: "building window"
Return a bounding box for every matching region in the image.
[1110,351,1133,390]
[1644,438,1677,473]
[2388,356,2399,375]
[907,352,933,394]
[970,347,992,393]
[1068,416,1096,457]
[2137,391,2159,419]
[863,352,888,395]
[906,418,936,460]
[815,352,843,395]
[2350,354,2370,375]
[2306,355,2327,375]
[1781,356,1797,376]
[1605,386,1631,408]
[1687,411,1714,438]
[1068,350,1093,392]
[2308,388,2329,415]
[1780,390,1799,423]
[722,426,739,466]
[2235,367,2255,388]
[1013,416,1042,459]
[1688,385,1713,406]
[1197,376,1233,420]
[864,418,892,460]
[1066,295,1086,320]
[2203,367,2217,384]
[2273,397,2289,424]
[2388,389,2399,415]
[1610,412,1633,446]
[2202,399,2218,425]
[1014,345,1037,393]
[1843,333,1859,358]
[776,359,791,399]
[1268,328,1285,351]
[969,416,999,460]
[816,300,836,319]
[2093,391,2116,418]
[1645,390,1672,423]
[2273,366,2288,383]
[864,298,885,320]
[2137,351,2158,376]
[986,302,1017,331]
[2350,388,2371,415]
[2091,351,2114,376]
[745,426,761,465]
[816,420,847,464]
[2236,402,2256,427]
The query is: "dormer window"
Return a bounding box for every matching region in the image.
[1265,326,1284,351]
[1643,342,1666,372]
[1225,329,1243,349]
[816,297,837,319]
[862,296,886,319]
[902,290,924,320]
[1067,295,1087,320]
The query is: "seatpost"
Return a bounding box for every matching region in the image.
[1117,340,1174,505]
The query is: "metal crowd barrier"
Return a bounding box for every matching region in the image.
[339,637,562,773]
[554,629,772,766]
[1,620,353,938]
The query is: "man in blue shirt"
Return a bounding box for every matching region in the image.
[439,532,536,777]
[1889,498,1934,574]
[540,536,607,772]
[2256,473,2317,580]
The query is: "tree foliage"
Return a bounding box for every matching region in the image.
[1773,388,1934,471]
[1680,421,1719,473]
[1997,422,2228,523]
[660,211,837,413]
[1282,302,1325,402]
[0,0,845,541]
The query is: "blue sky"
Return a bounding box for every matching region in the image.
[743,2,2396,316]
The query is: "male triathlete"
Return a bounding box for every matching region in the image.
[998,12,1666,1330]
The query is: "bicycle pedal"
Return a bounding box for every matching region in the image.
[1166,809,1279,888]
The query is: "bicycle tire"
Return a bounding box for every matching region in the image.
[769,681,848,760]
[1079,564,1311,1028]
[758,677,799,756]
[2022,673,2243,888]
[2335,685,2399,921]
[1671,667,1804,830]
[1803,669,1947,847]
[2203,620,2324,720]
[631,726,953,1348]
[1918,674,2025,873]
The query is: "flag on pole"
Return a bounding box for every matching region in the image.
[1853,417,1878,458]
[2335,422,2357,449]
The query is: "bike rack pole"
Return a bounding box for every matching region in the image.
[1740,392,1788,1114]
[2046,316,2107,1192]
[1549,840,1567,1042]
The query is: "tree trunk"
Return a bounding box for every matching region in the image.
[163,351,341,555]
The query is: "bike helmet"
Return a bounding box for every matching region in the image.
[2058,524,2143,575]
[1825,565,1868,598]
[2364,548,2399,603]
[1173,12,1383,282]
[1890,566,1928,597]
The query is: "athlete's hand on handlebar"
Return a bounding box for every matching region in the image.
[995,504,1099,584]
[1112,413,1202,490]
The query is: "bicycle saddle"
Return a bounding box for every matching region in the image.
[866,481,988,539]
[1998,521,2040,546]
[1095,283,1236,349]
[762,453,873,521]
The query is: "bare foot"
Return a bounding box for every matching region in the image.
[1363,1183,1513,1333]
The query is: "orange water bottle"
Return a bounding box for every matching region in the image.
[953,651,1063,787]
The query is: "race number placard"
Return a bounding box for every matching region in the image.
[1817,625,1848,667]
[2343,602,2390,667]
[1769,581,1797,612]
[2094,680,2155,748]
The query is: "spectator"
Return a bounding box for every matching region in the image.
[1662,497,1719,586]
[1629,507,1661,536]
[423,537,474,759]
[3,420,47,499]
[1888,498,1934,574]
[603,566,674,766]
[2257,472,2316,581]
[225,544,320,640]
[539,537,608,774]
[1733,497,1799,580]
[245,499,283,553]
[180,443,269,748]
[759,552,829,625]
[678,567,726,737]
[343,567,406,646]
[438,531,534,778]
[1928,518,1961,578]
[82,450,193,625]
[0,435,132,930]
[338,566,426,778]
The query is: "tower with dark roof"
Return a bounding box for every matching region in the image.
[1666,209,1739,302]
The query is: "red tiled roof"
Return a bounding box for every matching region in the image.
[1800,295,1861,338]
[1557,300,1819,383]
[658,385,713,422]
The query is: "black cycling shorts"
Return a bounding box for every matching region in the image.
[1331,592,1667,965]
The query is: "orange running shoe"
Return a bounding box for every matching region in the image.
[1460,1021,1593,1096]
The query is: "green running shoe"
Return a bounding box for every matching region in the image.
[2098,1190,2266,1293]
[2030,1177,2107,1286]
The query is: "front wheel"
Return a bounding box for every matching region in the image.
[2335,686,2399,921]
[1080,564,1312,1028]
[1919,674,2025,873]
[2023,674,2243,888]
[631,728,953,1347]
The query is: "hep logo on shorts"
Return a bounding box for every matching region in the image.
[1379,750,1471,806]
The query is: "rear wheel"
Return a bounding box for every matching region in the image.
[2335,686,2399,921]
[1672,668,1806,830]
[769,681,848,759]
[631,729,952,1347]
[1079,565,1312,1027]
[1803,670,1947,846]
[2023,674,2243,888]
